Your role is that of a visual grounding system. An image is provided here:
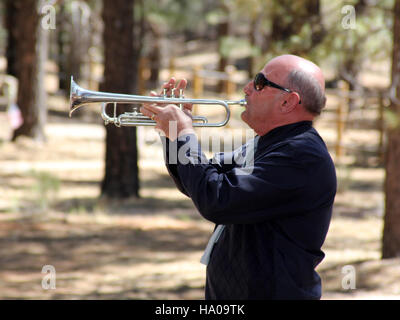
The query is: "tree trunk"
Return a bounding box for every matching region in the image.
[271,0,324,55]
[57,1,69,91]
[217,17,229,93]
[382,0,400,258]
[246,14,259,79]
[5,0,18,77]
[149,25,161,88]
[101,0,139,198]
[9,0,47,142]
[68,1,92,86]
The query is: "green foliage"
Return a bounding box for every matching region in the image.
[0,0,7,56]
[141,0,207,33]
[310,0,394,75]
[336,163,353,193]
[127,0,396,82]
[206,0,394,78]
[219,36,260,59]
[206,7,228,26]
[29,170,60,211]
[384,109,400,130]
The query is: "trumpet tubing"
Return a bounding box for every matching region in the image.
[69,76,246,127]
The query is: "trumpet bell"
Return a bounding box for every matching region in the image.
[69,76,84,116]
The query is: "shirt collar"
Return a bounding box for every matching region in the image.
[256,121,313,151]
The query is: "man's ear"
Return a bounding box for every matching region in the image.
[280,93,300,113]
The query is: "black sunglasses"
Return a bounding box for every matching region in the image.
[253,72,292,92]
[253,73,301,104]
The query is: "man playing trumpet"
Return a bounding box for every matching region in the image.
[141,54,337,300]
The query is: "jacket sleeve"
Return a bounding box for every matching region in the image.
[164,134,326,225]
[161,135,239,197]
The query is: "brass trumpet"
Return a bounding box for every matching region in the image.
[69,77,246,127]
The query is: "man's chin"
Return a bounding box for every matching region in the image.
[240,110,249,124]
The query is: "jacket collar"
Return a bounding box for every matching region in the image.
[256,121,313,152]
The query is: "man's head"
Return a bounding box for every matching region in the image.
[242,54,326,136]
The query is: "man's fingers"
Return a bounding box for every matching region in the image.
[173,79,191,111]
[139,106,153,118]
[160,78,187,97]
[183,103,193,112]
[175,79,188,99]
[182,108,193,119]
[142,91,159,110]
[161,78,176,96]
[176,79,187,92]
[140,104,162,119]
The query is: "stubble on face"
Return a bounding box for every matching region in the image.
[240,68,283,133]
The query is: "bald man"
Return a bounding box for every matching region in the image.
[141,55,337,300]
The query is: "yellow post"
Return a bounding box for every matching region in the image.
[192,65,203,116]
[224,65,236,99]
[88,50,96,91]
[138,57,148,95]
[378,91,386,164]
[336,80,349,161]
[224,65,237,129]
[336,102,343,160]
[169,57,176,79]
[193,65,203,98]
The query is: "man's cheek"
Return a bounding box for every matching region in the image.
[241,109,249,123]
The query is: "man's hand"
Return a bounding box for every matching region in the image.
[140,78,195,140]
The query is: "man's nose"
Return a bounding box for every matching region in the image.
[243,81,253,95]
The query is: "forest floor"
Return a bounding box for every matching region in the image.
[0,83,400,300]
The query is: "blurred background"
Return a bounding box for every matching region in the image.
[0,0,400,299]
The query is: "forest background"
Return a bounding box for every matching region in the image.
[0,0,400,299]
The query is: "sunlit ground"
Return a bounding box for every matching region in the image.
[0,85,399,300]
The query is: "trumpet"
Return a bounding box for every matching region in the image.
[69,77,246,127]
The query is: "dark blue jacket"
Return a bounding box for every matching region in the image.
[162,121,337,299]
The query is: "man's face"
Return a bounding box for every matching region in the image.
[241,64,288,132]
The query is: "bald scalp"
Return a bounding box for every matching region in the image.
[267,55,325,90]
[266,55,326,115]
